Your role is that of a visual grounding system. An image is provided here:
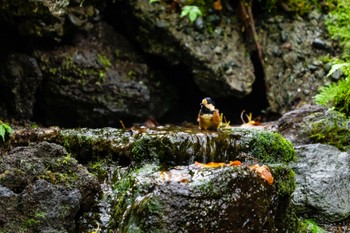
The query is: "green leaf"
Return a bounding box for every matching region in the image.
[181,6,191,17]
[0,125,5,142]
[327,63,348,77]
[149,0,159,3]
[189,11,197,22]
[3,124,12,134]
[180,6,202,23]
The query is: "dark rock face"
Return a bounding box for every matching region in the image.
[0,53,42,119]
[259,11,336,114]
[113,0,255,98]
[0,142,100,232]
[292,144,350,223]
[33,22,174,127]
[0,0,69,39]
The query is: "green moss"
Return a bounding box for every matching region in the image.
[270,165,296,197]
[39,154,79,186]
[110,164,160,230]
[259,0,336,15]
[244,129,296,163]
[98,54,112,68]
[23,212,46,228]
[299,219,326,233]
[308,110,350,151]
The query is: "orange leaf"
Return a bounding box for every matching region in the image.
[249,164,274,185]
[229,160,242,166]
[213,0,222,11]
[195,161,226,168]
[179,178,190,183]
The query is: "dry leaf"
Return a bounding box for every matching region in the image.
[249,164,274,185]
[229,160,242,166]
[195,161,226,168]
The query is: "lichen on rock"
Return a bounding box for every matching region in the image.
[0,141,100,232]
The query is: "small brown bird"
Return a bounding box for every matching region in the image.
[197,97,221,130]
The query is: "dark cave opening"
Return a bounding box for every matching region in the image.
[155,49,273,126]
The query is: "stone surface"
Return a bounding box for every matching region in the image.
[0,142,100,232]
[57,126,295,165]
[0,53,42,119]
[0,0,104,40]
[259,11,337,114]
[292,144,350,223]
[112,0,255,98]
[276,104,326,144]
[34,22,174,127]
[111,163,297,232]
[277,104,350,151]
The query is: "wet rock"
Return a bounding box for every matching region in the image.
[0,53,42,119]
[0,0,69,39]
[259,11,336,114]
[34,22,174,127]
[113,0,255,98]
[0,142,100,232]
[276,104,326,144]
[277,104,350,151]
[57,126,296,165]
[0,0,103,40]
[111,163,297,232]
[291,144,350,223]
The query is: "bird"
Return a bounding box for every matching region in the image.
[197,97,221,130]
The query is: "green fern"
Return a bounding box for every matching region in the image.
[314,77,350,117]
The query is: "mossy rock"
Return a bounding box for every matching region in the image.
[306,109,350,151]
[0,141,100,232]
[58,126,295,165]
[109,162,298,232]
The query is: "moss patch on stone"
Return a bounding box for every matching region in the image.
[306,109,350,151]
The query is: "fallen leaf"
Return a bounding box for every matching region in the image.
[240,110,261,127]
[213,0,222,11]
[179,178,190,183]
[229,160,242,166]
[195,161,226,168]
[249,164,274,185]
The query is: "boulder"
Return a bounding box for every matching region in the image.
[34,22,174,127]
[112,0,255,98]
[0,142,100,232]
[277,104,350,151]
[111,163,297,232]
[292,144,350,222]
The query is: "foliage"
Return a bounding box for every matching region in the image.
[180,5,202,23]
[258,0,336,15]
[300,219,325,233]
[314,76,350,118]
[315,0,350,117]
[326,0,350,58]
[0,121,12,142]
[149,0,159,3]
